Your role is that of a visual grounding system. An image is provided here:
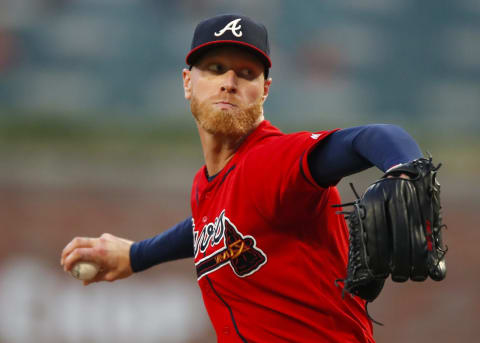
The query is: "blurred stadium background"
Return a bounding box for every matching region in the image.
[0,0,479,342]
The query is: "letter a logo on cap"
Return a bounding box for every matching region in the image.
[214,18,243,37]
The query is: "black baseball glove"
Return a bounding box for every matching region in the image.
[334,157,447,315]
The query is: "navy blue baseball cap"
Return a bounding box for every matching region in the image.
[186,14,271,74]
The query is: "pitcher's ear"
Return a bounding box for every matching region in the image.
[262,77,272,103]
[183,68,192,100]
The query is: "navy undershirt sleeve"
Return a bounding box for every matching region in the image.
[308,124,422,187]
[130,217,194,273]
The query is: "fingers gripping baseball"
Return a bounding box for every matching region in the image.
[61,233,134,285]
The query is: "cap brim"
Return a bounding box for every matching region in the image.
[186,40,272,68]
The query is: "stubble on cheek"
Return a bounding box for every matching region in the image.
[190,95,263,139]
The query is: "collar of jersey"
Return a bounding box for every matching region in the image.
[200,120,281,187]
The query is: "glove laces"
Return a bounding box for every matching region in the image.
[333,183,384,326]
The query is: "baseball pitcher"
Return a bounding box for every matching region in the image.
[61,14,447,343]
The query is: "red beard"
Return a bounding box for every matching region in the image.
[190,95,263,139]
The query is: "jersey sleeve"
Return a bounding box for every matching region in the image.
[241,129,339,224]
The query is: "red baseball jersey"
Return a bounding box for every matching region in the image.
[191,120,374,343]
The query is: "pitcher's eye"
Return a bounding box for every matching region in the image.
[240,68,252,78]
[208,63,225,73]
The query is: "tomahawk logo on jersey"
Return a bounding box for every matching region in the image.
[194,210,267,280]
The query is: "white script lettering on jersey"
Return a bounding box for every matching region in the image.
[214,18,243,38]
[193,210,227,258]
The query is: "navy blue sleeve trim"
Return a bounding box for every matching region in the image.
[308,124,422,187]
[130,217,194,273]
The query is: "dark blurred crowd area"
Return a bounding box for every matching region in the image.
[1,0,479,126]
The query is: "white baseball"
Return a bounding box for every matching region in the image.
[70,262,99,281]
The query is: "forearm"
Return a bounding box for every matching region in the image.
[130,217,194,273]
[308,124,422,187]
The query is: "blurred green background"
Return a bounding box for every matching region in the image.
[1,1,479,342]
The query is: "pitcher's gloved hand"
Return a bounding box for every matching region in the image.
[334,157,447,309]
